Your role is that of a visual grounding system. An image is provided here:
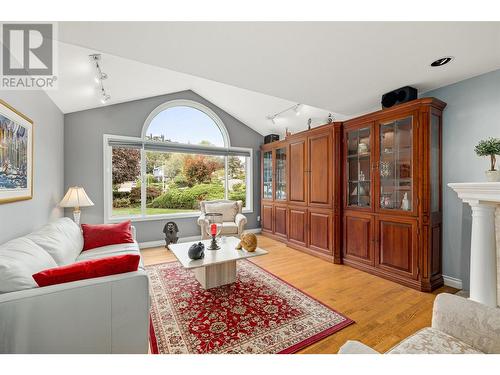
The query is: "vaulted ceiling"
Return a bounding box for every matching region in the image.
[48,22,500,135]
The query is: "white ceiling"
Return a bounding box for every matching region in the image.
[49,22,500,135]
[47,42,342,136]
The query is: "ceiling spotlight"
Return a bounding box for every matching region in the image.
[430,57,453,67]
[294,104,302,116]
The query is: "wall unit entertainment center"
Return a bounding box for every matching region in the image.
[260,98,446,291]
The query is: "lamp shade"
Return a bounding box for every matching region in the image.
[59,186,94,208]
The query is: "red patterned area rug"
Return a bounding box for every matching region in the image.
[147,260,354,354]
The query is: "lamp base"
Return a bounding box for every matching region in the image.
[73,210,81,226]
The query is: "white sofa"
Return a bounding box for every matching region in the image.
[0,218,150,354]
[339,293,500,354]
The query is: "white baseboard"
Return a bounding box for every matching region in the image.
[245,228,262,234]
[443,275,463,290]
[139,228,262,249]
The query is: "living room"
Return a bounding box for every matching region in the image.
[1,2,500,373]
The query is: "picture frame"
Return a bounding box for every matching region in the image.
[0,99,34,204]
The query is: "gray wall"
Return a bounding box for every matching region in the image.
[64,90,263,243]
[0,90,64,244]
[425,68,500,290]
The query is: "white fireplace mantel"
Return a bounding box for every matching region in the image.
[448,182,500,307]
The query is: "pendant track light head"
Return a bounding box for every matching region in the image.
[100,94,111,104]
[294,104,302,116]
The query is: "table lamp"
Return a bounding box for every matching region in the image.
[59,186,94,225]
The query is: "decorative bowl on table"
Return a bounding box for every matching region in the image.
[204,213,223,250]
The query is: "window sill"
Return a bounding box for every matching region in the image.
[106,209,254,223]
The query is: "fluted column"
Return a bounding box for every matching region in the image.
[467,200,497,307]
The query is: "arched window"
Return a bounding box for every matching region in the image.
[105,99,252,221]
[142,100,230,147]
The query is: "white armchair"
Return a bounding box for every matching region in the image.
[198,200,247,239]
[338,293,500,354]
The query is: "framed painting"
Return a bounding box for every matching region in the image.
[0,99,33,204]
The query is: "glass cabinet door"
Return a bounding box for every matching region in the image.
[378,116,413,211]
[346,127,371,207]
[275,147,287,200]
[263,150,273,199]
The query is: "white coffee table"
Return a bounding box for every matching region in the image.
[169,236,268,289]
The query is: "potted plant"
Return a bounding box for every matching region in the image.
[474,137,500,182]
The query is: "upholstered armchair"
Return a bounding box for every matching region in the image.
[197,200,247,239]
[338,293,500,354]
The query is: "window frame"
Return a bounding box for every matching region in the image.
[103,101,253,224]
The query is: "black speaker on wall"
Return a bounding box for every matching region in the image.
[381,86,418,109]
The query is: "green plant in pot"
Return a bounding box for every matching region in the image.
[474,137,500,182]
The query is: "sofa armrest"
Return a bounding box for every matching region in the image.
[432,293,500,353]
[338,340,380,354]
[131,225,137,241]
[0,271,149,353]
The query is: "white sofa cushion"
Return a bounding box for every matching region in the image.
[204,201,239,221]
[0,237,57,293]
[76,242,144,270]
[26,217,83,265]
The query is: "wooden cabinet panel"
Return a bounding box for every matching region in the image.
[376,218,418,279]
[309,130,332,208]
[288,138,307,205]
[262,204,273,233]
[288,207,307,247]
[274,205,287,239]
[309,210,332,254]
[343,212,374,265]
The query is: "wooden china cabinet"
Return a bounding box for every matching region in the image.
[260,123,342,263]
[342,98,446,291]
[260,98,445,292]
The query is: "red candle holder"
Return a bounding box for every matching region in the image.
[205,213,222,250]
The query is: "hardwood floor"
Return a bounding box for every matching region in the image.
[141,235,457,354]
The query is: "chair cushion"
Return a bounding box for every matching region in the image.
[388,327,482,354]
[204,202,239,221]
[76,242,144,269]
[33,254,140,287]
[0,237,58,293]
[26,217,83,265]
[220,222,238,235]
[81,220,134,251]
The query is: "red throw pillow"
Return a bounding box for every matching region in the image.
[32,254,140,287]
[81,220,134,251]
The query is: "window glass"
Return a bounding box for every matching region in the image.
[145,106,225,147]
[145,151,225,215]
[111,147,141,217]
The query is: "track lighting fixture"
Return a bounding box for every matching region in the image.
[89,54,111,105]
[267,103,302,123]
